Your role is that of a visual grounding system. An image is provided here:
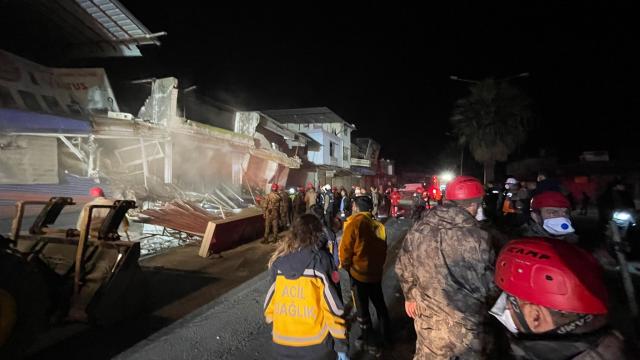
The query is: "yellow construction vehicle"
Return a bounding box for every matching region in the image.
[0,197,145,358]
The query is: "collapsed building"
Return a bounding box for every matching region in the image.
[0,50,304,256]
[0,2,396,258]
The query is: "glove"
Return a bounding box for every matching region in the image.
[405,301,417,319]
[337,352,349,360]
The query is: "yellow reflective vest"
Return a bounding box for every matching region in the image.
[264,248,347,356]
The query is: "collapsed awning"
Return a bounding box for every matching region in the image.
[0,108,91,135]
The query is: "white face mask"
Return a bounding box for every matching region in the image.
[543,217,575,235]
[489,292,519,334]
[475,206,486,221]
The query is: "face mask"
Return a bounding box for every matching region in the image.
[543,217,575,235]
[475,206,486,221]
[489,292,519,334]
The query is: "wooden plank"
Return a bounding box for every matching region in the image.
[198,221,217,257]
[198,207,264,257]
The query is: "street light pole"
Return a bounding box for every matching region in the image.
[449,72,530,84]
[448,75,479,84]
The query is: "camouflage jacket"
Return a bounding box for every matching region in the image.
[279,190,291,214]
[395,203,498,328]
[292,192,306,214]
[263,191,282,215]
[509,329,627,360]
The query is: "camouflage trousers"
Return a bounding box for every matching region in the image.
[264,214,279,242]
[413,315,489,360]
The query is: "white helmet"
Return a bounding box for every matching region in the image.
[323,184,332,191]
[505,178,518,185]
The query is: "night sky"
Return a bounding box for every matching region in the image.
[3,2,639,169]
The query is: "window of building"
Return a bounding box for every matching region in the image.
[29,72,39,85]
[343,146,349,162]
[329,141,336,158]
[42,95,64,113]
[0,85,18,108]
[18,90,43,112]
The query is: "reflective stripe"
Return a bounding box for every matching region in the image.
[328,325,346,339]
[273,324,330,345]
[302,269,344,316]
[264,282,275,310]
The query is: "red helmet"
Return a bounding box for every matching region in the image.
[495,237,608,314]
[89,186,105,197]
[306,182,314,189]
[531,191,571,210]
[271,184,279,191]
[445,176,484,201]
[298,186,304,192]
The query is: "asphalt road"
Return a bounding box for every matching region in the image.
[114,218,414,360]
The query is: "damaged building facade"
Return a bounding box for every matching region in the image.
[0,1,395,257]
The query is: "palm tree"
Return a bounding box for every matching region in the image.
[450,78,532,183]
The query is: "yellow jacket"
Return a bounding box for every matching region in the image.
[264,248,347,358]
[339,212,387,283]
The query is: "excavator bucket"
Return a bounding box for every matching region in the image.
[9,197,144,326]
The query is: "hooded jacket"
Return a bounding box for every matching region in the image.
[339,211,387,283]
[264,247,347,360]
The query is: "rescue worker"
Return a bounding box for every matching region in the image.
[370,185,380,218]
[322,184,335,227]
[339,188,350,219]
[422,184,432,209]
[292,186,306,221]
[413,186,426,220]
[70,186,128,321]
[492,237,627,359]
[279,188,292,229]
[390,188,401,218]
[521,191,578,244]
[76,186,121,236]
[395,176,497,359]
[426,176,442,206]
[304,183,317,211]
[264,214,349,360]
[339,196,390,354]
[332,186,342,222]
[261,184,282,244]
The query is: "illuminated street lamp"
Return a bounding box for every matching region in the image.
[439,171,455,183]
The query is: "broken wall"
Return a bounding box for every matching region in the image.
[0,135,58,184]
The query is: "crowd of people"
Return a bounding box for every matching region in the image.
[259,181,401,245]
[260,174,634,359]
